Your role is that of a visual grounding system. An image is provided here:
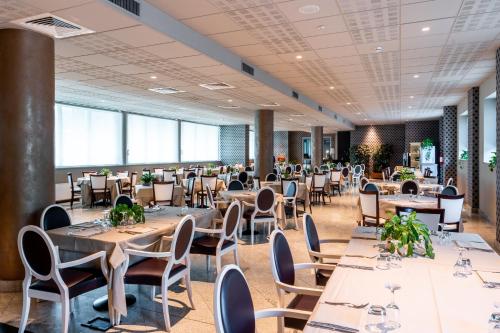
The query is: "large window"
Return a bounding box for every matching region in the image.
[483,93,497,163]
[55,104,123,167]
[249,130,255,159]
[181,122,219,161]
[127,114,178,164]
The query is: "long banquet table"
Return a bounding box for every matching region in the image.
[304,227,500,332]
[47,207,217,322]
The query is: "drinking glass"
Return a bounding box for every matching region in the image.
[376,255,390,270]
[453,248,467,278]
[365,305,386,333]
[180,205,188,216]
[409,189,413,199]
[489,302,500,332]
[384,282,402,330]
[389,240,402,268]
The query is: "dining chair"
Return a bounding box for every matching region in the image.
[242,187,277,245]
[265,173,278,181]
[122,215,196,331]
[214,264,309,333]
[191,201,241,274]
[285,166,292,174]
[438,194,465,232]
[90,174,109,207]
[359,189,384,227]
[395,206,444,233]
[441,185,458,196]
[82,171,97,178]
[123,172,137,198]
[269,230,329,331]
[114,194,133,208]
[352,165,362,187]
[303,213,345,286]
[223,172,232,187]
[163,170,176,183]
[282,179,298,227]
[360,177,369,190]
[329,170,342,196]
[312,173,330,204]
[40,204,72,231]
[294,164,302,175]
[313,166,320,174]
[237,171,249,188]
[153,181,175,206]
[341,167,350,189]
[400,180,420,195]
[244,166,253,172]
[66,172,81,209]
[363,182,380,193]
[117,170,129,177]
[199,175,218,207]
[227,180,244,191]
[272,168,279,175]
[18,225,109,333]
[361,164,366,176]
[447,177,454,186]
[252,176,261,190]
[183,169,195,179]
[142,169,151,176]
[186,171,197,179]
[185,177,196,208]
[154,168,164,175]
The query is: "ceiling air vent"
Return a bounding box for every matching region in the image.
[107,0,140,16]
[199,82,235,90]
[318,105,323,112]
[11,14,94,39]
[217,105,240,109]
[148,87,186,94]
[241,62,254,76]
[292,91,299,99]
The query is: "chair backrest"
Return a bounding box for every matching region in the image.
[195,167,203,177]
[186,177,195,195]
[117,171,129,177]
[244,166,253,172]
[331,170,341,182]
[353,165,362,176]
[66,172,75,191]
[238,171,248,184]
[303,213,321,261]
[223,201,241,239]
[272,168,279,175]
[265,173,277,181]
[163,170,176,183]
[313,173,326,188]
[82,171,97,178]
[183,169,195,178]
[154,168,164,174]
[447,177,454,186]
[114,194,133,208]
[269,230,295,286]
[313,166,320,173]
[90,174,107,190]
[227,180,244,191]
[214,265,256,333]
[281,178,298,196]
[170,215,195,262]
[18,225,58,281]
[285,166,292,174]
[305,176,313,190]
[256,187,276,213]
[359,189,379,218]
[131,172,138,186]
[360,177,369,189]
[40,204,71,231]
[396,206,444,233]
[441,185,458,196]
[361,164,366,171]
[252,177,261,190]
[438,194,465,224]
[400,180,419,194]
[283,180,298,198]
[295,164,302,173]
[201,175,218,192]
[115,178,123,195]
[153,181,175,205]
[363,182,380,193]
[341,167,349,178]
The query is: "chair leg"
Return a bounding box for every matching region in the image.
[206,255,210,271]
[161,284,171,332]
[19,290,30,332]
[233,247,240,267]
[216,253,222,275]
[185,272,195,310]
[251,221,255,245]
[293,205,297,229]
[70,192,74,209]
[61,297,70,333]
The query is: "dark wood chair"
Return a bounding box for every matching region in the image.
[400,180,420,195]
[227,180,244,191]
[82,170,97,178]
[66,172,81,209]
[89,174,109,207]
[114,194,134,208]
[359,189,384,227]
[184,177,196,208]
[329,170,342,196]
[311,173,330,205]
[40,204,72,230]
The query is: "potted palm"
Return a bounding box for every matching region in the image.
[372,144,392,179]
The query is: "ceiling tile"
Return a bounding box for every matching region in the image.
[305,31,352,49]
[147,0,221,19]
[141,42,200,59]
[401,0,462,23]
[103,25,173,47]
[315,45,358,58]
[209,30,260,47]
[401,18,455,38]
[277,0,340,22]
[292,15,347,37]
[182,13,242,35]
[73,54,126,67]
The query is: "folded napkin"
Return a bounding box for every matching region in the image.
[354,226,376,234]
[477,271,500,284]
[67,228,104,237]
[340,257,376,269]
[312,302,363,331]
[455,240,492,251]
[121,226,156,235]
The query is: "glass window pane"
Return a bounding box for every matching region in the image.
[181,122,219,162]
[127,114,178,164]
[55,104,123,167]
[249,130,255,159]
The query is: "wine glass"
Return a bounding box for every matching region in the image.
[409,189,413,199]
[384,282,402,330]
[453,247,467,278]
[389,240,402,268]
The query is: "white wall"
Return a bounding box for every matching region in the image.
[456,98,468,196]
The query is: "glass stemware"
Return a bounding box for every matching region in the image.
[389,240,402,268]
[409,189,413,199]
[453,247,467,278]
[365,305,386,332]
[384,282,402,330]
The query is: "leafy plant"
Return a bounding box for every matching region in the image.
[489,152,497,172]
[207,162,216,169]
[349,144,371,167]
[282,171,290,179]
[421,138,434,161]
[460,150,468,160]
[141,173,155,185]
[207,169,213,176]
[381,212,434,259]
[372,144,392,173]
[399,167,416,181]
[109,204,145,227]
[100,168,112,176]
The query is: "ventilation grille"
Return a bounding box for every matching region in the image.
[148,87,186,94]
[107,0,140,16]
[199,82,235,90]
[11,14,94,39]
[241,62,254,76]
[292,91,299,99]
[217,105,240,109]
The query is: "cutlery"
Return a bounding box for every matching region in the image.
[351,236,376,241]
[337,264,374,270]
[474,270,500,288]
[323,301,369,309]
[307,321,358,333]
[344,254,377,259]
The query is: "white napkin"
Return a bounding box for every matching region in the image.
[313,303,363,331]
[455,240,491,251]
[120,226,156,234]
[477,271,500,284]
[67,228,103,237]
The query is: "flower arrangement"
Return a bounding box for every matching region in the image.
[381,212,434,259]
[399,167,416,181]
[109,204,145,227]
[141,173,155,186]
[277,154,286,163]
[100,168,112,177]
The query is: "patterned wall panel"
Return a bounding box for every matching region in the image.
[273,131,289,160]
[405,120,441,178]
[219,125,249,165]
[441,106,458,185]
[288,131,309,163]
[439,117,444,183]
[496,48,500,243]
[468,87,480,209]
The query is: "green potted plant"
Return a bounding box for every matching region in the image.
[489,152,497,172]
[100,168,112,177]
[349,144,371,171]
[372,144,392,179]
[399,167,416,181]
[141,173,155,186]
[109,204,145,227]
[381,212,434,259]
[421,138,434,161]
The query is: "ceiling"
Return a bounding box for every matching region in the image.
[1,0,499,131]
[149,0,500,124]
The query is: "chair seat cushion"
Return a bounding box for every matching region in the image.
[124,258,186,286]
[315,268,333,286]
[285,294,319,330]
[242,209,274,221]
[190,236,234,256]
[30,268,106,299]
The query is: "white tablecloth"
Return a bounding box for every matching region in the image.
[77,176,130,208]
[134,184,185,206]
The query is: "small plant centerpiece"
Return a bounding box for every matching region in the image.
[207,169,213,176]
[489,152,497,172]
[141,173,155,186]
[421,138,434,161]
[399,167,416,181]
[100,168,112,177]
[381,212,435,259]
[109,204,145,227]
[282,171,290,179]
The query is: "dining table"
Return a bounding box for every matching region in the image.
[304,226,500,333]
[77,175,130,208]
[371,180,443,195]
[357,194,438,220]
[47,207,217,323]
[134,184,185,206]
[181,177,226,194]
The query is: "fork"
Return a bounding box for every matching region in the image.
[324,301,369,309]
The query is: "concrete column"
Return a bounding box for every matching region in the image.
[495,48,500,244]
[0,29,55,286]
[467,87,480,211]
[440,106,457,184]
[311,126,323,168]
[254,110,274,178]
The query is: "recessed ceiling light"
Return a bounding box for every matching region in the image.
[227,99,232,103]
[288,118,293,121]
[150,75,157,79]
[375,46,384,53]
[317,24,326,30]
[258,102,280,107]
[295,55,303,60]
[410,95,414,99]
[355,112,361,115]
[408,106,412,109]
[364,118,367,121]
[329,86,335,90]
[291,113,304,117]
[421,26,430,32]
[298,4,320,15]
[148,87,186,94]
[413,74,420,78]
[346,102,351,105]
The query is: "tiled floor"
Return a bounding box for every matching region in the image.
[1,191,496,332]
